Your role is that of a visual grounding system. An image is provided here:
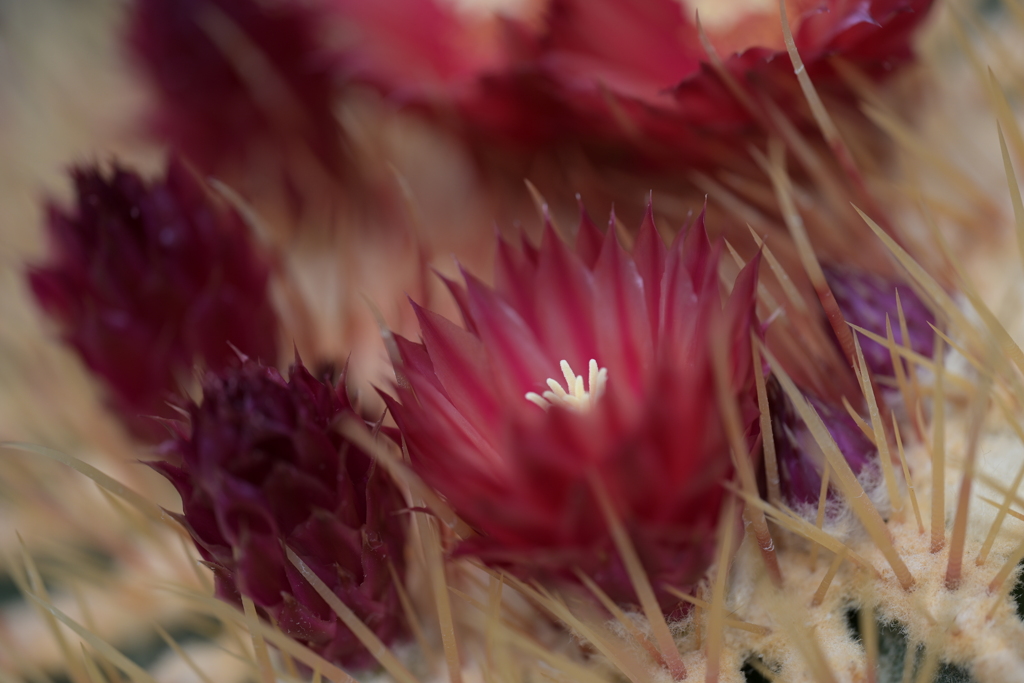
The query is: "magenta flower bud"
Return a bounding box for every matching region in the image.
[127,0,342,177]
[27,159,278,439]
[385,204,761,612]
[824,265,936,378]
[152,357,409,670]
[768,378,877,507]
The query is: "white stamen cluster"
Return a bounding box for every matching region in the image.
[525,359,608,412]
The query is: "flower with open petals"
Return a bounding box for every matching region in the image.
[152,357,409,670]
[332,0,934,170]
[27,159,278,439]
[537,0,934,167]
[385,204,760,610]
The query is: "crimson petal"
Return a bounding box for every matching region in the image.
[413,300,502,440]
[463,269,552,399]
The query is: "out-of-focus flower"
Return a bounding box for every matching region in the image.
[152,357,409,670]
[127,0,343,178]
[327,0,521,97]
[385,204,760,610]
[767,376,877,507]
[27,159,278,439]
[823,264,936,378]
[331,0,934,169]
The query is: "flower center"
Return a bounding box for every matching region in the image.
[525,359,608,412]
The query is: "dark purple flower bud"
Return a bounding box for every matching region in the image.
[27,159,278,439]
[767,378,877,507]
[824,265,936,377]
[152,357,409,670]
[127,0,342,177]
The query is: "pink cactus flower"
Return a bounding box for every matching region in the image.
[331,0,935,169]
[385,203,760,611]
